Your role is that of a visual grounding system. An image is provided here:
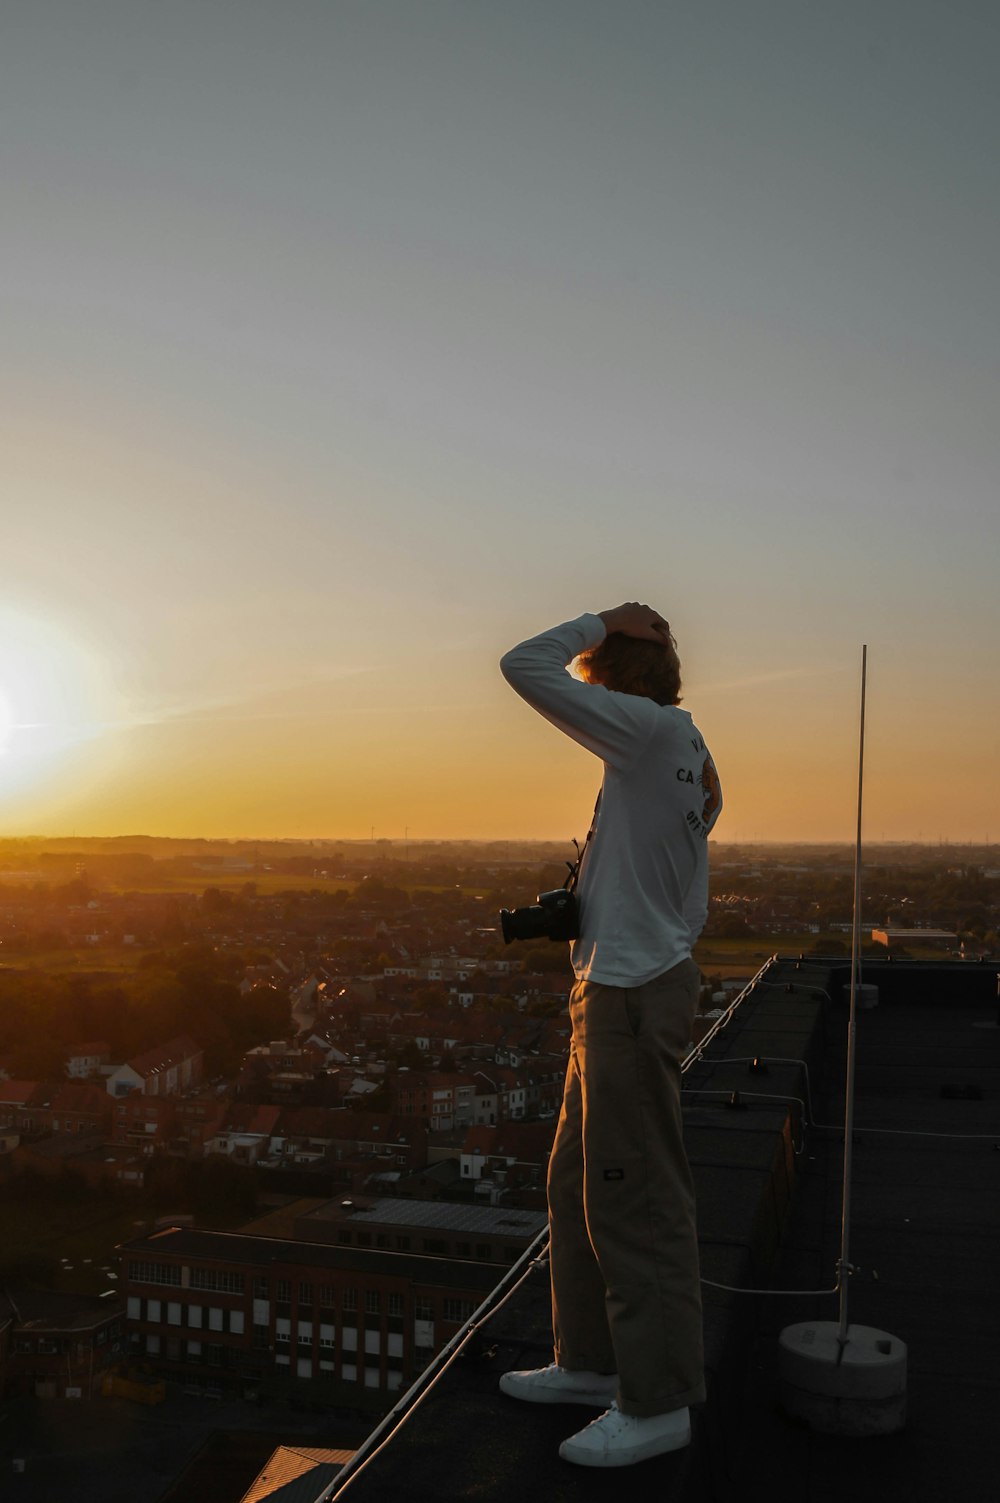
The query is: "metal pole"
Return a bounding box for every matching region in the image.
[838,644,867,1350]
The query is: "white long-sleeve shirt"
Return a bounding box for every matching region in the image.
[500,613,722,987]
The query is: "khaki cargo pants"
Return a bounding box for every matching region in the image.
[547,957,705,1417]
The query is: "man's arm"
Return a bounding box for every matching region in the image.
[499,611,662,770]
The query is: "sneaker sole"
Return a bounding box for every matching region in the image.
[559,1422,692,1467]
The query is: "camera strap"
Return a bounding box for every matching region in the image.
[563,790,602,895]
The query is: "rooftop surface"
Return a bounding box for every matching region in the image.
[120,1226,508,1291]
[299,1197,546,1236]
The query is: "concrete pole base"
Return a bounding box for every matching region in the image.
[777,1321,907,1436]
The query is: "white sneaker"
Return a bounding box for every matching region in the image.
[499,1363,619,1407]
[558,1402,691,1467]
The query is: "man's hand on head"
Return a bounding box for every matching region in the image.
[598,602,671,643]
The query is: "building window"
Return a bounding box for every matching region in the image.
[342,1288,357,1313]
[252,1325,269,1350]
[147,1299,162,1323]
[387,1293,404,1318]
[395,1236,411,1252]
[229,1310,245,1335]
[276,1279,291,1303]
[190,1269,244,1295]
[414,1297,433,1321]
[188,1306,203,1329]
[443,1299,474,1324]
[318,1284,335,1308]
[128,1260,181,1287]
[253,1277,269,1299]
[298,1281,313,1307]
[365,1291,381,1316]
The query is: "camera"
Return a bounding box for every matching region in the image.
[500,887,580,945]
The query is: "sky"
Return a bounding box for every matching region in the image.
[2,0,998,844]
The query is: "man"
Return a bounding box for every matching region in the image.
[497,602,722,1468]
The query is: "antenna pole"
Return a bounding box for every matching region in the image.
[778,642,906,1433]
[838,644,868,1349]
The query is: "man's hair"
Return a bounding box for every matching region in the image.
[576,632,682,706]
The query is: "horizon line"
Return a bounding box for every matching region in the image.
[0,834,993,849]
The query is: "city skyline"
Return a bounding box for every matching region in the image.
[3,1,999,843]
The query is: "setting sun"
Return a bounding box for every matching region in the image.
[0,609,119,800]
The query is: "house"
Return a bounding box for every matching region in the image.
[111,1094,179,1155]
[64,1042,111,1079]
[0,1289,125,1399]
[170,1092,230,1159]
[458,1122,555,1207]
[390,1071,479,1133]
[0,1082,46,1133]
[208,1105,282,1164]
[36,1082,113,1139]
[105,1036,203,1099]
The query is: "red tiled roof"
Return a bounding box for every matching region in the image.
[240,1444,353,1503]
[126,1035,201,1077]
[50,1082,110,1113]
[0,1081,43,1105]
[220,1104,282,1137]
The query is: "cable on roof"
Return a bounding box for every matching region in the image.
[686,1052,997,1144]
[754,979,833,1000]
[680,1086,809,1153]
[701,1276,840,1296]
[813,1123,1000,1142]
[687,1055,819,1124]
